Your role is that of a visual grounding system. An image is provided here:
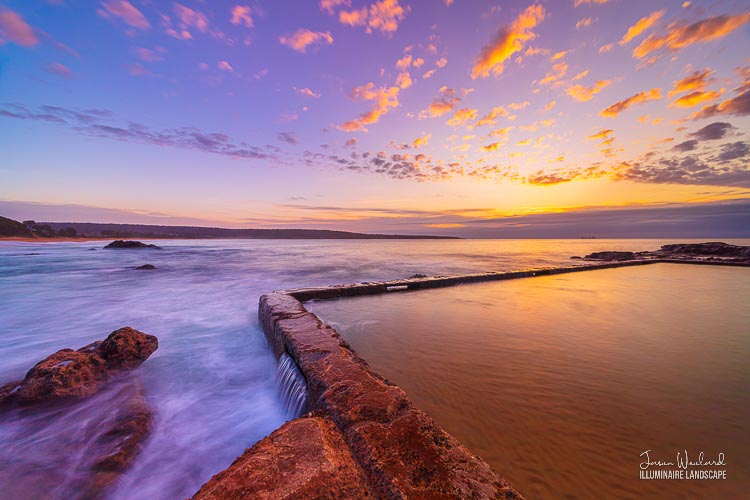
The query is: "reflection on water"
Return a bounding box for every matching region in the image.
[0,239,748,498]
[310,264,750,500]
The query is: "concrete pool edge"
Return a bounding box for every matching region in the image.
[196,259,748,498]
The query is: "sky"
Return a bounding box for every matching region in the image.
[0,0,749,237]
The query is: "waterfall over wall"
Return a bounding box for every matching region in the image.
[276,352,307,418]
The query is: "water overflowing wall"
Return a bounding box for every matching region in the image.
[276,352,306,418]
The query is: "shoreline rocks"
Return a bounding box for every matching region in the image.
[0,327,158,408]
[135,264,157,270]
[104,240,162,250]
[578,241,750,264]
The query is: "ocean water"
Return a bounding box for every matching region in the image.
[0,238,748,498]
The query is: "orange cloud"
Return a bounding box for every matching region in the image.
[633,13,750,59]
[672,89,723,108]
[482,142,500,151]
[600,88,662,117]
[576,17,593,30]
[474,106,511,127]
[279,29,334,52]
[297,87,321,98]
[422,86,461,117]
[422,69,436,79]
[508,101,530,110]
[490,126,513,137]
[598,43,614,53]
[588,129,613,140]
[539,61,568,86]
[320,0,350,14]
[396,71,412,89]
[567,79,611,101]
[446,108,478,128]
[669,68,714,96]
[98,0,150,30]
[544,100,556,111]
[230,5,253,28]
[436,57,448,68]
[618,9,664,45]
[471,4,546,79]
[413,133,432,148]
[339,0,408,34]
[0,7,39,45]
[338,83,399,132]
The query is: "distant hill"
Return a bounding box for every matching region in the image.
[0,216,32,237]
[25,221,459,239]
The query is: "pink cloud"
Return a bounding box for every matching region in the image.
[279,29,333,53]
[0,7,40,46]
[173,3,208,33]
[230,5,253,28]
[98,1,150,30]
[217,60,233,72]
[44,62,75,79]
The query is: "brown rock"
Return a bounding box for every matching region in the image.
[0,327,158,408]
[582,251,635,261]
[193,416,373,500]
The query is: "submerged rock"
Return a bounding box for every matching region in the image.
[582,251,635,261]
[193,416,373,499]
[104,240,162,250]
[0,327,158,408]
[135,264,156,270]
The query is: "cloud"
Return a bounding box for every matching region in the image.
[669,68,714,96]
[297,87,321,98]
[690,89,750,120]
[672,90,722,108]
[576,17,593,30]
[574,0,609,7]
[0,7,39,46]
[436,57,448,68]
[412,133,431,148]
[217,60,233,71]
[588,129,613,140]
[173,3,208,33]
[567,80,611,101]
[338,83,400,132]
[601,88,662,117]
[633,12,750,60]
[446,108,478,128]
[474,106,511,127]
[44,62,75,79]
[618,9,664,45]
[0,103,277,161]
[482,142,500,151]
[672,139,698,152]
[689,122,734,141]
[279,29,334,52]
[338,0,409,34]
[98,0,150,30]
[278,132,299,145]
[717,141,749,162]
[471,4,546,79]
[135,47,164,62]
[539,61,568,86]
[230,5,253,28]
[422,86,461,117]
[320,0,351,14]
[396,71,412,89]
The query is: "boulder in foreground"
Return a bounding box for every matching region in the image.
[104,240,162,249]
[0,327,158,408]
[193,416,373,500]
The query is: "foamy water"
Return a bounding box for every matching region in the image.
[0,238,747,498]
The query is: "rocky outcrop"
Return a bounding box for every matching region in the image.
[580,242,750,263]
[135,264,157,270]
[104,240,162,249]
[582,251,635,261]
[193,416,372,499]
[0,327,158,408]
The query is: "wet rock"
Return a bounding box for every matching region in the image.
[570,256,582,259]
[582,251,635,261]
[409,273,428,278]
[104,240,162,250]
[193,416,373,500]
[659,242,750,258]
[135,264,156,270]
[0,327,158,408]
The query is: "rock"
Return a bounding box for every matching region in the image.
[659,242,750,258]
[570,256,582,259]
[408,273,428,278]
[85,383,154,496]
[582,251,635,261]
[0,327,158,408]
[104,240,162,250]
[193,416,373,500]
[135,264,156,270]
